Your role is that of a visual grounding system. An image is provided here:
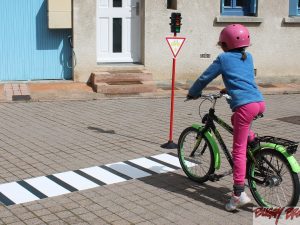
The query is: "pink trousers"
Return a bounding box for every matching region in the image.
[231,101,266,186]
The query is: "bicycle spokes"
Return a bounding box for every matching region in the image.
[248,149,299,207]
[189,136,202,157]
[178,127,215,183]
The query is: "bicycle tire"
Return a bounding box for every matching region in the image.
[177,127,215,183]
[247,148,300,207]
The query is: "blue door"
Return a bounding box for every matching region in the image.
[0,0,72,81]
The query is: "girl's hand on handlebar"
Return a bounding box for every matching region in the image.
[186,94,200,101]
[220,88,227,94]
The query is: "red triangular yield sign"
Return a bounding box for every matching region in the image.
[166,37,186,58]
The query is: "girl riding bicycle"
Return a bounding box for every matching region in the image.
[187,24,266,211]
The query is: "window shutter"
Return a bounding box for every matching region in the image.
[289,0,298,16]
[221,0,225,15]
[249,0,257,15]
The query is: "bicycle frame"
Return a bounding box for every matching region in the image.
[199,107,234,168]
[193,94,300,177]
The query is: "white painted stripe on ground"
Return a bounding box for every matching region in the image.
[152,154,181,168]
[185,160,196,168]
[0,152,182,206]
[53,171,99,190]
[80,166,127,184]
[106,162,151,179]
[25,176,70,197]
[129,158,175,173]
[0,182,39,204]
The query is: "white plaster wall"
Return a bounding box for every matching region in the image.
[73,0,300,84]
[144,0,300,84]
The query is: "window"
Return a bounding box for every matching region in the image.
[113,0,122,8]
[167,0,177,10]
[289,0,300,16]
[113,18,122,53]
[221,0,257,16]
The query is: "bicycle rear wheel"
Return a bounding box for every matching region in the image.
[177,127,215,183]
[247,148,300,207]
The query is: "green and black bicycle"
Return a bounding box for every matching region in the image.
[178,93,300,207]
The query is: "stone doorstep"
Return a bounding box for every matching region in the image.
[90,70,156,94]
[91,71,153,84]
[3,83,31,101]
[94,81,156,94]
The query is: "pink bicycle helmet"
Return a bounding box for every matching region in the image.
[219,24,250,50]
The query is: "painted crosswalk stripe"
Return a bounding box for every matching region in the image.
[167,152,198,167]
[100,165,133,180]
[46,175,78,192]
[0,182,40,204]
[0,153,182,206]
[53,171,99,191]
[123,161,158,175]
[17,181,48,199]
[73,170,106,186]
[0,192,15,206]
[25,176,71,197]
[167,152,178,158]
[105,162,151,179]
[152,153,181,168]
[146,156,180,170]
[80,166,127,185]
[129,158,175,174]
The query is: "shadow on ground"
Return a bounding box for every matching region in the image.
[138,171,255,213]
[87,126,162,145]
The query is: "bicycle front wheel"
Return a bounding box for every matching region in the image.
[178,127,215,183]
[247,148,300,207]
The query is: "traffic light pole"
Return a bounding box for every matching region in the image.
[161,13,184,149]
[161,33,178,149]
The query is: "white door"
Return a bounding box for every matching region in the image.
[97,0,141,63]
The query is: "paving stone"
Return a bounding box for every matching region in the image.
[23,218,44,225]
[1,216,21,224]
[0,95,299,225]
[40,214,60,223]
[77,212,99,222]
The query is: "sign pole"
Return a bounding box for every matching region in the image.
[169,33,177,145]
[161,56,178,149]
[162,13,185,149]
[169,56,177,144]
[161,37,186,149]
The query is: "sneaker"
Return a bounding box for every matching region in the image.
[225,192,251,211]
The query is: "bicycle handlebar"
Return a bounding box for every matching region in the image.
[201,93,232,100]
[184,93,232,102]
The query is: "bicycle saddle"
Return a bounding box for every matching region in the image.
[254,113,264,120]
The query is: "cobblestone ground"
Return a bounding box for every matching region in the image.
[0,94,299,225]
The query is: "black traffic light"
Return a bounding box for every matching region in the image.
[170,13,182,35]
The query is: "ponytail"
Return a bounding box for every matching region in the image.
[240,48,247,61]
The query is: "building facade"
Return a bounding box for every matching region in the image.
[73,0,300,85]
[0,0,299,84]
[0,0,72,81]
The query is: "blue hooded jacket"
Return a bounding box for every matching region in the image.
[188,51,264,111]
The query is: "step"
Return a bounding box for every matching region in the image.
[94,64,145,72]
[90,69,156,94]
[91,71,153,84]
[94,81,156,94]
